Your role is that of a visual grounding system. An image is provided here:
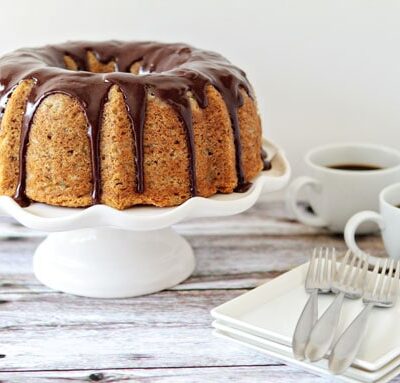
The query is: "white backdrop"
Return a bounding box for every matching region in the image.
[1,0,399,179]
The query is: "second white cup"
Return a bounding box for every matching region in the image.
[345,182,400,264]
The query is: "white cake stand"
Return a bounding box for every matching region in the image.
[0,139,290,298]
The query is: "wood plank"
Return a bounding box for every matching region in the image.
[0,289,284,371]
[0,290,241,328]
[0,366,333,382]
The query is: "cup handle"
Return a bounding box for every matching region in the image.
[344,211,385,260]
[286,176,326,227]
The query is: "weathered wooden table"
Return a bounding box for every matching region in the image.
[0,199,396,382]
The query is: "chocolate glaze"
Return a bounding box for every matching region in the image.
[0,41,260,205]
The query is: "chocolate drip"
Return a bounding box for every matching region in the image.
[170,102,197,196]
[225,101,250,192]
[0,41,257,206]
[86,87,110,204]
[112,78,147,193]
[0,86,15,123]
[13,95,37,207]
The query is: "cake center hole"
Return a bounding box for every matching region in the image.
[64,52,146,76]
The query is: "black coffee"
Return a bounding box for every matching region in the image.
[328,164,382,171]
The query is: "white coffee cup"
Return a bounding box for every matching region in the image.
[286,143,400,233]
[345,182,400,264]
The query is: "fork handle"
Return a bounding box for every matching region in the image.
[329,303,373,374]
[305,292,345,362]
[292,289,318,360]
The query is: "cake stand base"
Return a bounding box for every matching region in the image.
[33,227,195,298]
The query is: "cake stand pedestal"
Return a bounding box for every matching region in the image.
[0,140,290,298]
[34,227,194,298]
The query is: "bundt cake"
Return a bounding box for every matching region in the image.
[0,41,267,209]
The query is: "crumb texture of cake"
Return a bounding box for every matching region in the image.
[0,41,264,209]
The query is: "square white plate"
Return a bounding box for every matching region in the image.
[211,262,400,372]
[213,320,400,382]
[213,327,400,383]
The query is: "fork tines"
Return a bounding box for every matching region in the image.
[306,248,336,292]
[333,250,368,296]
[366,258,400,306]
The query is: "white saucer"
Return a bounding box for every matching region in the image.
[211,262,400,372]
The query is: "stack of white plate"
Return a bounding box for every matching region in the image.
[211,263,400,382]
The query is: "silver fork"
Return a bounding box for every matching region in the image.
[329,258,400,374]
[292,248,336,360]
[305,251,367,362]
